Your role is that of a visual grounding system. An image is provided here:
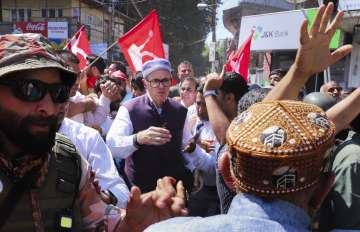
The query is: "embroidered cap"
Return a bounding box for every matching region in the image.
[226,100,335,196]
[141,58,171,79]
[0,33,77,87]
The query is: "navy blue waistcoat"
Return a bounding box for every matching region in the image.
[123,95,193,192]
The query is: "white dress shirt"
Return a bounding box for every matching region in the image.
[186,118,219,186]
[59,118,129,208]
[106,94,193,169]
[70,91,111,127]
[100,116,114,137]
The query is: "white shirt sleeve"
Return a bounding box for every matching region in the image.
[83,94,111,127]
[59,118,130,208]
[186,145,216,175]
[182,116,217,173]
[182,113,192,148]
[106,105,138,159]
[86,131,130,208]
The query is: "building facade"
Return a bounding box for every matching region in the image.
[1,0,127,60]
[222,0,357,90]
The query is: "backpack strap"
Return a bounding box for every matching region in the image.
[53,133,82,231]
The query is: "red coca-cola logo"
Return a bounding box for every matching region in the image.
[25,22,46,31]
[16,22,48,37]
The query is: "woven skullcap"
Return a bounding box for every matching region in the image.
[141,58,171,79]
[227,100,335,197]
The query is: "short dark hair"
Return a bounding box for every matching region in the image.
[111,61,127,74]
[181,77,198,90]
[178,60,192,68]
[269,68,287,78]
[87,54,106,74]
[237,88,270,113]
[131,72,145,92]
[57,50,80,64]
[197,83,204,94]
[220,72,249,103]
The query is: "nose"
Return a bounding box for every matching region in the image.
[158,82,166,88]
[36,93,57,116]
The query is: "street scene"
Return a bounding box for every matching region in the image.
[0,0,359,231]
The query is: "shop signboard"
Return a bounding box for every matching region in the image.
[239,8,341,51]
[48,22,68,39]
[339,0,360,11]
[90,43,108,59]
[15,22,47,37]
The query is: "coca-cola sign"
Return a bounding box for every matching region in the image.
[15,22,47,36]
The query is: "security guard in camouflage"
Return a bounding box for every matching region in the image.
[0,33,189,232]
[0,33,82,231]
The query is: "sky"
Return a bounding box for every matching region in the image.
[205,0,239,44]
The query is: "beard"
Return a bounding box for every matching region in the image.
[0,105,61,157]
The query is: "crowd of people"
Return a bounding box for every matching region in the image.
[0,2,360,231]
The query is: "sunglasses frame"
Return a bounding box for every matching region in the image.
[0,78,70,103]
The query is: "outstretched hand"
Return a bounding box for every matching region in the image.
[294,3,352,76]
[122,177,187,232]
[265,3,353,101]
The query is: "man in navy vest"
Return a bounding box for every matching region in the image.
[107,58,193,193]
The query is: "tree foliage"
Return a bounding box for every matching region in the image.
[128,0,221,75]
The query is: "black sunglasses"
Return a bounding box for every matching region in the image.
[0,78,70,103]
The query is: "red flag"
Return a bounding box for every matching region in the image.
[225,31,254,82]
[118,10,165,73]
[66,25,92,70]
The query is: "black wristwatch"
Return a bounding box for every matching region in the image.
[102,190,118,206]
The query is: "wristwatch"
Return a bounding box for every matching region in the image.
[101,190,118,206]
[203,90,218,98]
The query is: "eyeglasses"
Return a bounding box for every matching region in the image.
[0,78,70,103]
[146,78,171,88]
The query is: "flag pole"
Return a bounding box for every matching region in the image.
[85,40,119,71]
[64,25,85,49]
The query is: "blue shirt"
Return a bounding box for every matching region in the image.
[145,193,311,232]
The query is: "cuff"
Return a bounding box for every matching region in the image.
[99,94,111,107]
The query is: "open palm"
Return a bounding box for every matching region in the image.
[122,177,187,232]
[295,3,352,76]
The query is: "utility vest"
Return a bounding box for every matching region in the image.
[0,133,82,231]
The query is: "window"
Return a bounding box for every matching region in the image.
[27,9,32,20]
[49,9,55,18]
[58,9,63,17]
[11,9,17,21]
[41,9,47,18]
[18,9,25,21]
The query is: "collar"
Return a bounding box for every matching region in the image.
[146,92,167,114]
[228,193,310,230]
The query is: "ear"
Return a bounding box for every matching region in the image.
[309,171,335,211]
[143,79,149,89]
[218,150,236,192]
[225,93,235,104]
